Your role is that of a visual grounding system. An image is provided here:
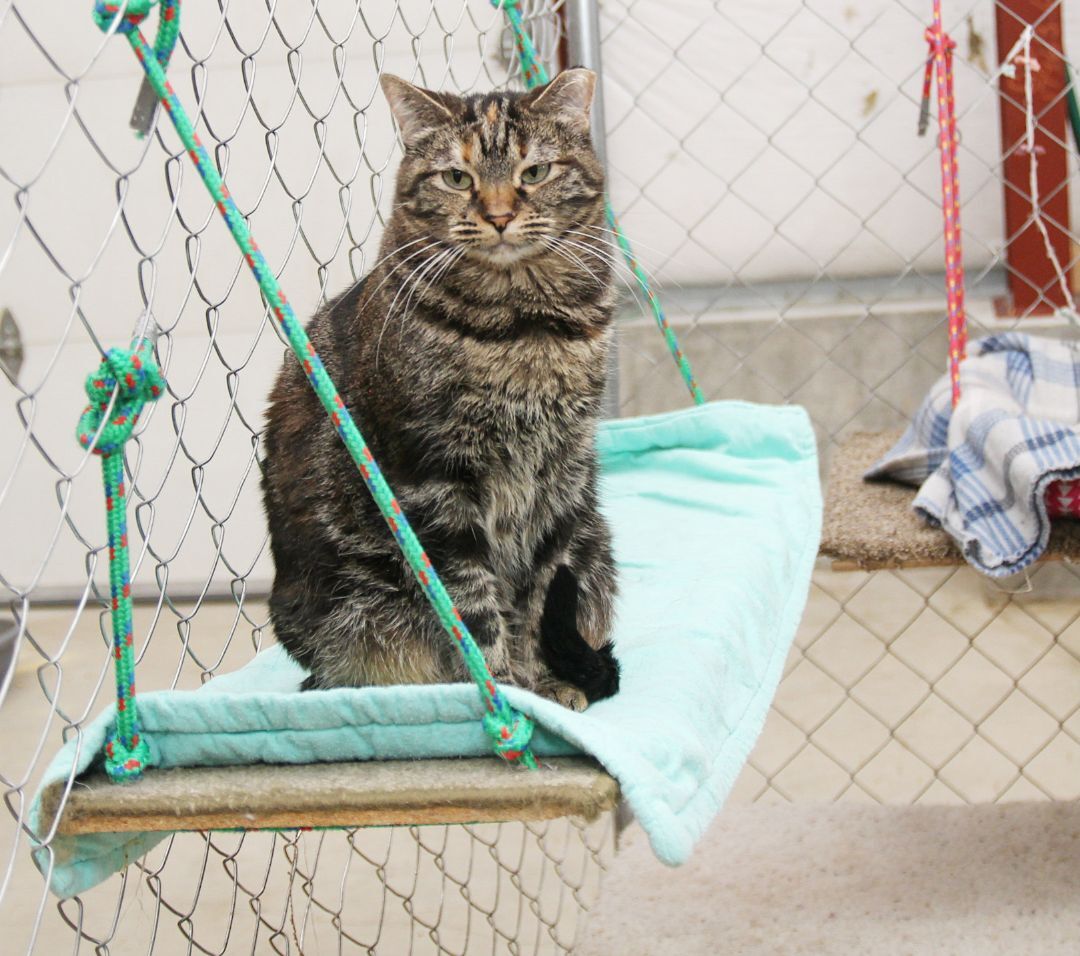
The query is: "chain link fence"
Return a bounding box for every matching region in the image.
[4,0,1080,952]
[0,2,620,953]
[43,815,613,954]
[600,0,1080,810]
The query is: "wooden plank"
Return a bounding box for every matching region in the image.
[829,556,965,573]
[40,757,620,837]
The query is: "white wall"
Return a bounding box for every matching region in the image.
[2,0,1079,596]
[600,0,1014,286]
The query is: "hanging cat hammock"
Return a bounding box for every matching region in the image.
[30,0,820,899]
[822,8,1080,575]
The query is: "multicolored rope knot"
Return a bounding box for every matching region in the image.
[75,339,163,783]
[924,24,956,52]
[76,342,164,456]
[92,0,155,34]
[482,709,535,763]
[103,725,151,783]
[94,1,180,76]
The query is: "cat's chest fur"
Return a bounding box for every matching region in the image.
[445,331,605,571]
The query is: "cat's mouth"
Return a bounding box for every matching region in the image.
[472,238,538,265]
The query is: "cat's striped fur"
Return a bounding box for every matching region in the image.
[261,70,619,709]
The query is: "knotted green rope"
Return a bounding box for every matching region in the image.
[75,339,165,781]
[90,0,536,774]
[494,0,704,404]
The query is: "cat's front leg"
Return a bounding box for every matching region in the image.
[440,560,513,681]
[405,495,513,683]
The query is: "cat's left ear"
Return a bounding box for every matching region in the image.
[381,74,456,148]
[525,68,596,130]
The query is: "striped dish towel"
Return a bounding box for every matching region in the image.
[865,332,1080,577]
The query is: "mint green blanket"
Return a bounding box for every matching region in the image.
[31,401,821,898]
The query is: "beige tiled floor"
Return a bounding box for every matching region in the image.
[728,560,1080,807]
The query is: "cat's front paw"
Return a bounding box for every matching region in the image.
[535,679,589,712]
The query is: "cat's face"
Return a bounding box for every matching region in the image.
[381,70,605,268]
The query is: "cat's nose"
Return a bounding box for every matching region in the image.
[483,209,516,232]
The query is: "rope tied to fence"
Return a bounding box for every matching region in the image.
[75,340,164,781]
[493,0,705,405]
[88,0,537,775]
[919,1,966,408]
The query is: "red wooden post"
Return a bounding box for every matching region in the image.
[995,0,1072,315]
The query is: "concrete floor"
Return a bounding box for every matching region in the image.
[583,801,1080,956]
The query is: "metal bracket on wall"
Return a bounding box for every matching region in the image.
[0,619,15,707]
[0,308,23,383]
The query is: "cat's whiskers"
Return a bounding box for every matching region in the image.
[374,247,451,368]
[392,245,463,340]
[567,224,686,292]
[557,236,636,280]
[539,236,608,292]
[561,229,669,289]
[430,245,466,290]
[569,223,675,260]
[545,234,652,318]
[335,236,437,302]
[355,235,436,280]
[364,240,447,305]
[380,248,449,335]
[396,245,467,343]
[561,239,658,321]
[383,242,464,342]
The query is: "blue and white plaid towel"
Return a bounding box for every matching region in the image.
[865,332,1080,577]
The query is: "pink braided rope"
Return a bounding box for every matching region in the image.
[922,12,1080,521]
[923,1,966,408]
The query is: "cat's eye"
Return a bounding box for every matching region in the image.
[441,168,473,190]
[521,163,551,185]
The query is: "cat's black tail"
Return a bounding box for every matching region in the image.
[539,565,620,703]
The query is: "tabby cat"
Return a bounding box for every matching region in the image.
[261,69,619,710]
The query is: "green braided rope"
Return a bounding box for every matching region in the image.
[605,206,703,401]
[75,340,165,781]
[502,0,549,89]
[494,0,704,404]
[91,0,536,772]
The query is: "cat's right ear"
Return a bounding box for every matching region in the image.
[380,75,455,149]
[524,69,596,131]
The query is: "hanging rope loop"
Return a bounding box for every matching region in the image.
[920,25,957,142]
[93,1,179,71]
[76,342,164,456]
